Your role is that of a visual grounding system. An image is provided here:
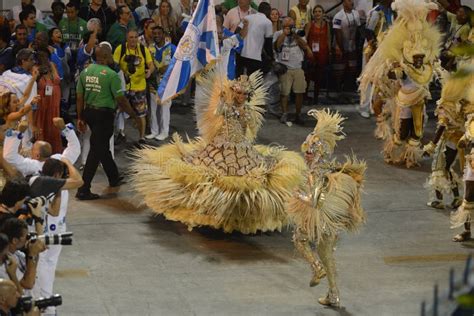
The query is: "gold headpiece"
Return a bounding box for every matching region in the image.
[301,109,345,159]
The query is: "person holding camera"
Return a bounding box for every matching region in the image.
[0,218,46,294]
[76,44,140,200]
[113,29,155,144]
[274,17,312,126]
[0,278,41,315]
[0,178,31,224]
[28,157,81,316]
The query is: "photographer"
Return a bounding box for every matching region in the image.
[0,278,40,316]
[0,178,30,224]
[113,29,155,144]
[28,157,82,313]
[273,17,311,126]
[0,218,46,294]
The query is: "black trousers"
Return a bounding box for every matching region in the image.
[236,55,263,77]
[78,107,119,193]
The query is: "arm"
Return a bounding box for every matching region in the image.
[3,128,42,177]
[54,118,81,164]
[17,68,39,107]
[60,157,84,190]
[263,37,273,60]
[238,19,249,38]
[293,34,312,56]
[85,29,98,56]
[20,241,46,290]
[274,31,287,51]
[145,48,155,79]
[334,28,344,53]
[5,254,22,294]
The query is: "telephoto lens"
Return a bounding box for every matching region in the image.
[12,294,62,315]
[28,232,74,245]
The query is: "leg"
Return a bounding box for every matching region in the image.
[453,180,474,241]
[81,126,91,166]
[292,229,326,287]
[316,233,340,307]
[236,54,244,78]
[158,100,171,139]
[147,92,159,138]
[445,146,461,207]
[293,69,307,124]
[279,72,291,124]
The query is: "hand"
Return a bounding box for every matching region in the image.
[422,141,436,156]
[77,119,87,133]
[242,19,249,27]
[31,66,39,80]
[17,120,29,133]
[31,95,41,105]
[25,307,41,316]
[27,239,46,257]
[5,253,18,277]
[32,125,42,139]
[52,117,66,130]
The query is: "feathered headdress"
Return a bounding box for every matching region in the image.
[301,109,345,157]
[194,67,266,142]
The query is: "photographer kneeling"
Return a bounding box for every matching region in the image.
[0,218,46,295]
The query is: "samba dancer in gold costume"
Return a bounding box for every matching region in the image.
[287,110,366,307]
[359,0,442,168]
[131,70,306,234]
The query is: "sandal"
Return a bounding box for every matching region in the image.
[309,265,327,287]
[451,198,462,209]
[452,230,471,242]
[427,200,444,209]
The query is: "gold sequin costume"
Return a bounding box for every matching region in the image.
[424,77,465,209]
[131,70,306,233]
[359,0,442,168]
[287,110,366,307]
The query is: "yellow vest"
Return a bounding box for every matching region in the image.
[291,5,312,30]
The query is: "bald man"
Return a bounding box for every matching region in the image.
[76,43,139,200]
[0,279,19,315]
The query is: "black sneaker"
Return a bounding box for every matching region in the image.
[76,191,100,200]
[280,113,288,124]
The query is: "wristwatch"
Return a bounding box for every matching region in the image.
[27,255,38,263]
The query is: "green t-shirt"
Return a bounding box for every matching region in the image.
[59,17,88,50]
[107,20,137,50]
[76,64,124,110]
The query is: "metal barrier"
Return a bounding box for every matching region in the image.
[422,254,474,315]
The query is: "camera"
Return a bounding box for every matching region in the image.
[124,55,137,74]
[27,232,73,246]
[15,196,49,225]
[12,294,62,314]
[289,27,305,37]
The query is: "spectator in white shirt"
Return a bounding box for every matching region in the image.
[223,0,257,33]
[236,2,273,77]
[274,17,311,126]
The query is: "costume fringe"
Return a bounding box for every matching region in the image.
[374,115,392,140]
[402,141,423,168]
[287,157,366,243]
[383,136,404,164]
[451,201,472,228]
[131,136,307,234]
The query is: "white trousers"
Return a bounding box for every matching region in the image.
[150,92,171,136]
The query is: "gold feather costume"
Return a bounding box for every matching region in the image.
[287,109,366,307]
[359,0,442,168]
[131,70,306,234]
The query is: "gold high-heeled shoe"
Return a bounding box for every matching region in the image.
[318,290,340,307]
[309,263,326,287]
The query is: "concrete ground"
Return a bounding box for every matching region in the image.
[55,102,470,316]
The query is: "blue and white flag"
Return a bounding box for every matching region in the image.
[158,0,219,102]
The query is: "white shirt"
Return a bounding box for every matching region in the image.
[135,5,159,23]
[223,6,257,33]
[273,30,305,69]
[3,128,81,177]
[0,70,37,109]
[240,13,272,61]
[332,9,361,52]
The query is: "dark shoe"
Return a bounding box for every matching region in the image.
[109,176,126,187]
[294,115,304,125]
[75,191,100,200]
[280,113,288,124]
[114,133,126,145]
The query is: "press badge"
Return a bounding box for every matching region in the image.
[45,85,53,96]
[312,42,320,52]
[281,47,290,61]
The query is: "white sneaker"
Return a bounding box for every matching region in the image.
[359,111,370,119]
[145,133,158,139]
[155,133,168,141]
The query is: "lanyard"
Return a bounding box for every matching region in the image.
[344,11,356,28]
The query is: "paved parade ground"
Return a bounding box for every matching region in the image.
[54,103,470,315]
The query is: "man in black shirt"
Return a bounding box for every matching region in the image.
[79,0,115,39]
